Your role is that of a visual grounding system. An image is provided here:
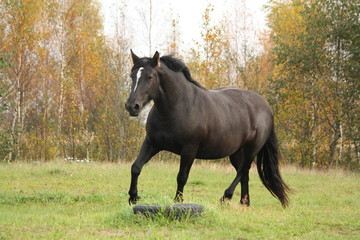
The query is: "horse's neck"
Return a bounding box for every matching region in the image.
[155,67,197,113]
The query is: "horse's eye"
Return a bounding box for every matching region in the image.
[147,75,153,80]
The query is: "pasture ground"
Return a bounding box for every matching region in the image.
[0,160,359,239]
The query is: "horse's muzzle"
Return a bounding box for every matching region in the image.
[125,102,141,116]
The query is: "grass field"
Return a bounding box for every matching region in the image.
[0,160,359,239]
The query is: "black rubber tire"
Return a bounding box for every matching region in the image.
[133,205,162,216]
[133,203,203,218]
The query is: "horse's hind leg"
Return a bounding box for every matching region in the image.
[220,150,242,201]
[239,157,252,206]
[221,147,255,206]
[230,150,241,170]
[239,146,264,206]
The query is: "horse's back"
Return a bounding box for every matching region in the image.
[190,87,273,158]
[209,87,272,115]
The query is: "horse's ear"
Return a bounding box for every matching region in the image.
[152,51,161,67]
[131,49,140,64]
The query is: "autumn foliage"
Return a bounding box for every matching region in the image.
[0,0,358,169]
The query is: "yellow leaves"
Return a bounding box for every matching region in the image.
[187,4,232,90]
[268,0,359,168]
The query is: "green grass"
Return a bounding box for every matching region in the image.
[0,160,359,239]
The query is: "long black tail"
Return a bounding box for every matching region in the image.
[257,129,291,208]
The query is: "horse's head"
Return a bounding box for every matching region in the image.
[125,50,161,116]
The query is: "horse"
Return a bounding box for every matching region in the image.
[125,50,291,208]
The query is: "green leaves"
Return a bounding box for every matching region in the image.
[0,0,357,168]
[268,0,359,169]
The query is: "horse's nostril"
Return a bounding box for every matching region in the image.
[134,104,140,111]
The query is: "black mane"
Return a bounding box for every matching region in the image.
[132,55,205,89]
[160,55,204,89]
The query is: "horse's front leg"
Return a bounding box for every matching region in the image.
[128,137,158,205]
[174,146,197,202]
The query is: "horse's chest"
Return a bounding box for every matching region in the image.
[147,119,192,152]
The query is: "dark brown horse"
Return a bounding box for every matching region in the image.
[125,50,290,207]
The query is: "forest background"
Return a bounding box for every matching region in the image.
[0,0,359,170]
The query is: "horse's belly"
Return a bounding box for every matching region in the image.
[195,137,243,159]
[195,150,232,160]
[148,129,241,159]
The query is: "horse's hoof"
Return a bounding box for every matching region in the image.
[240,194,250,207]
[174,194,184,203]
[220,193,232,202]
[240,200,250,207]
[219,196,231,204]
[129,195,141,205]
[174,197,184,203]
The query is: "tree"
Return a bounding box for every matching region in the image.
[0,53,11,161]
[267,0,359,169]
[165,12,181,55]
[188,4,231,89]
[133,0,169,55]
[320,0,360,168]
[223,0,260,89]
[0,0,45,161]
